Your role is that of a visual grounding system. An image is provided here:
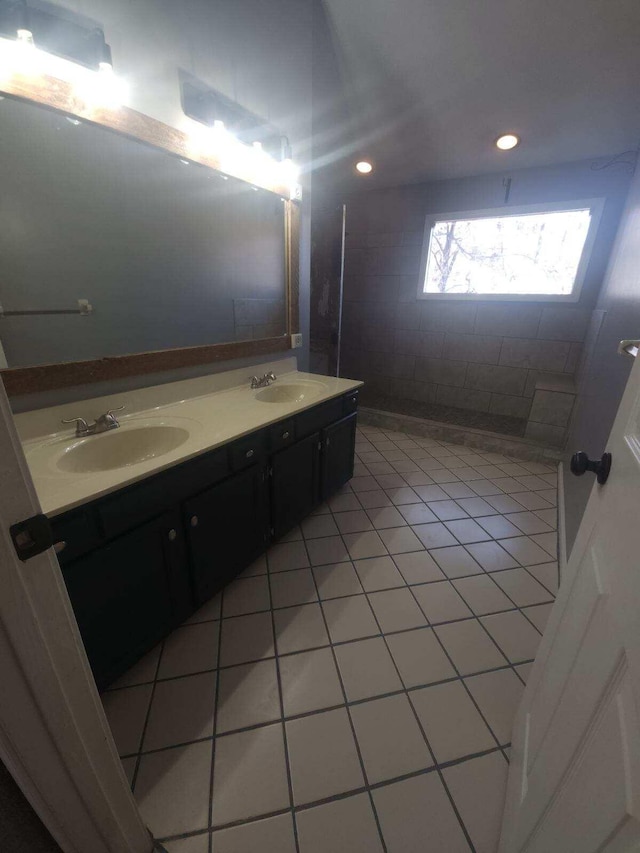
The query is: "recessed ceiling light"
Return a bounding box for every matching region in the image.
[496,134,520,151]
[355,160,373,174]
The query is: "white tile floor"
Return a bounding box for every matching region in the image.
[102,424,559,853]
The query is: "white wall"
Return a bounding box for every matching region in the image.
[564,161,640,553]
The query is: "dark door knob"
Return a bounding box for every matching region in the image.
[570,451,612,485]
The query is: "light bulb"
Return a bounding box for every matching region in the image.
[75,63,127,109]
[3,29,42,75]
[495,134,520,151]
[16,29,34,45]
[356,160,373,174]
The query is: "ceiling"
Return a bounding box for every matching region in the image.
[320,0,640,187]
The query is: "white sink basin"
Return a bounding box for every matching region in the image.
[56,425,191,473]
[25,417,201,478]
[255,381,325,404]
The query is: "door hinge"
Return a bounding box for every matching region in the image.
[317,441,322,451]
[270,526,275,537]
[326,436,331,447]
[10,513,54,562]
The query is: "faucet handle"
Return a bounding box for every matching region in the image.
[61,416,90,433]
[96,405,125,427]
[105,405,125,418]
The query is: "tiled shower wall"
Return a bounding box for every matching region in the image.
[339,158,632,439]
[341,235,587,420]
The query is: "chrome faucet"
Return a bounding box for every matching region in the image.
[62,406,125,437]
[250,372,277,389]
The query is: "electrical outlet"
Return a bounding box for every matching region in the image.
[291,333,303,348]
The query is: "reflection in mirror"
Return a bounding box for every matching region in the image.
[0,96,287,369]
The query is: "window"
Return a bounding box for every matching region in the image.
[419,200,603,302]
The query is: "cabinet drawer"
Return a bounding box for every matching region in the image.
[230,432,266,471]
[268,419,295,450]
[98,447,228,539]
[167,447,229,501]
[51,508,102,565]
[295,397,344,439]
[343,389,359,415]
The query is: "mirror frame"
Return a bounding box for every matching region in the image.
[0,72,300,396]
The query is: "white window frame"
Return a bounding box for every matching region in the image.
[417,198,604,303]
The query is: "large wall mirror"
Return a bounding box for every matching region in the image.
[0,80,299,395]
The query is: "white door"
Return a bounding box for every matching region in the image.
[500,332,640,849]
[0,378,152,853]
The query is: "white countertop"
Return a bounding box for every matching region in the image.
[16,359,362,518]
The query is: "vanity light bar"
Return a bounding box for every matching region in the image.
[0,30,127,108]
[0,2,115,71]
[181,76,301,200]
[0,1,127,106]
[0,13,300,198]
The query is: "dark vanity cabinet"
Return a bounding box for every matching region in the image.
[62,511,187,688]
[185,462,269,604]
[50,388,359,689]
[322,414,357,497]
[270,407,357,539]
[270,431,321,540]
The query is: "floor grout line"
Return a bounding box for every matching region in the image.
[404,575,518,761]
[206,585,225,852]
[322,500,477,852]
[130,637,165,793]
[326,460,550,755]
[296,522,390,853]
[104,622,540,696]
[111,425,557,849]
[116,654,531,760]
[264,547,301,853]
[327,490,517,768]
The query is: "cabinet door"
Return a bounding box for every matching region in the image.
[61,510,187,690]
[185,465,269,605]
[321,413,357,500]
[271,431,321,540]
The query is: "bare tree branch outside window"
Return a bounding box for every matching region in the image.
[424,208,592,297]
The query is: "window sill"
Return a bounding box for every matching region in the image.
[417,292,581,304]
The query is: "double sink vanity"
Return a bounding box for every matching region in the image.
[16,359,362,689]
[0,79,344,693]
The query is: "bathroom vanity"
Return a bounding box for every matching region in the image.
[0,79,340,692]
[17,364,361,689]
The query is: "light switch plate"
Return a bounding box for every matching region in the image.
[291,333,303,348]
